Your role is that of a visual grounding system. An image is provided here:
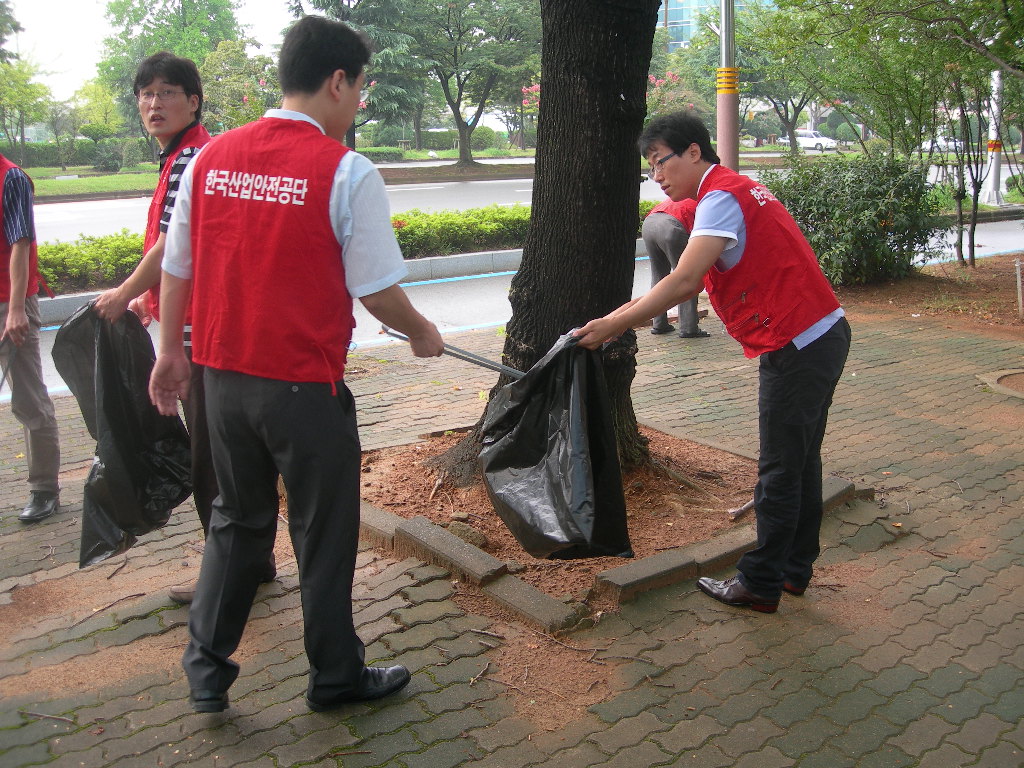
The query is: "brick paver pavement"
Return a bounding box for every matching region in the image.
[0,309,1021,767]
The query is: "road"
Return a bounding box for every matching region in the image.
[34,178,673,243]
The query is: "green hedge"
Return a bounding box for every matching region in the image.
[359,146,405,162]
[760,154,944,285]
[37,202,657,293]
[38,230,145,294]
[4,139,152,169]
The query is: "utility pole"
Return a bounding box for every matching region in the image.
[980,69,1004,205]
[716,0,739,171]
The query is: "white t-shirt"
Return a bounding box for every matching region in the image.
[163,109,407,299]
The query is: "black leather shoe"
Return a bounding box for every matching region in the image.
[305,665,411,712]
[258,551,277,583]
[782,582,806,596]
[697,575,779,613]
[651,324,675,335]
[679,330,710,339]
[19,491,59,523]
[189,689,229,713]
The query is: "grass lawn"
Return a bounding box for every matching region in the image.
[34,165,159,199]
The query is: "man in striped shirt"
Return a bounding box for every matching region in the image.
[95,54,266,603]
[0,153,61,523]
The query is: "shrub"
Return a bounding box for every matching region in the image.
[359,146,405,163]
[93,139,124,173]
[37,230,144,294]
[760,154,944,285]
[1006,173,1022,194]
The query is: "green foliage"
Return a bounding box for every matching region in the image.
[92,140,124,172]
[1005,173,1023,195]
[392,204,531,258]
[760,153,944,285]
[359,146,405,162]
[37,230,144,294]
[80,123,116,143]
[199,39,279,133]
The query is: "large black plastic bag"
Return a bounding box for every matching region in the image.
[479,332,633,560]
[52,303,192,566]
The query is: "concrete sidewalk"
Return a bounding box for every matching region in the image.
[0,309,1022,767]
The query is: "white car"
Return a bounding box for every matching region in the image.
[779,129,837,152]
[921,136,964,152]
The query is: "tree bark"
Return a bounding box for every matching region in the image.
[428,0,660,484]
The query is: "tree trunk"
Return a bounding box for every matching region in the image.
[428,0,660,485]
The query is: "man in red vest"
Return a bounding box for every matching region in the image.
[578,111,850,614]
[1,153,61,523]
[644,197,708,338]
[149,16,443,713]
[95,53,273,603]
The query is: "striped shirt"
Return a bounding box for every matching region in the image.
[2,167,35,245]
[160,146,199,233]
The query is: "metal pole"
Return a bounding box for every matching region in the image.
[716,0,739,171]
[980,69,1004,205]
[1016,258,1022,320]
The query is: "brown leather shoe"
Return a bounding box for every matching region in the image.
[697,575,779,613]
[782,582,806,596]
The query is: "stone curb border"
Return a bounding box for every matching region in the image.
[977,369,1024,401]
[356,419,872,635]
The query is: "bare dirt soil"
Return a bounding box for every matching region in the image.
[360,425,757,607]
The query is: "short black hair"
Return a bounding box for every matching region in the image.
[639,111,721,164]
[134,52,203,121]
[279,15,372,94]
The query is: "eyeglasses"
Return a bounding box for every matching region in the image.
[647,151,677,180]
[137,89,186,104]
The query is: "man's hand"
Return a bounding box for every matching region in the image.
[2,306,29,347]
[574,316,626,350]
[406,323,444,358]
[128,294,153,327]
[148,352,191,416]
[93,287,130,321]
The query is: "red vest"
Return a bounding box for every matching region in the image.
[188,117,353,383]
[146,122,211,321]
[0,154,40,303]
[699,165,840,358]
[649,197,696,231]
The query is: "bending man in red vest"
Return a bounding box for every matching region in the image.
[577,111,851,614]
[644,197,708,338]
[1,153,61,523]
[95,53,269,604]
[149,16,443,713]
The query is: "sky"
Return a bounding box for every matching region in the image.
[8,0,296,101]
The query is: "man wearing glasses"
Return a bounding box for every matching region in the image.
[577,111,850,615]
[95,53,273,603]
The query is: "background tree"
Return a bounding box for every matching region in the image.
[0,0,22,64]
[73,79,125,135]
[784,0,1024,81]
[431,0,661,483]
[45,99,83,171]
[289,0,429,147]
[199,39,279,133]
[0,58,49,163]
[98,0,243,129]
[400,0,541,166]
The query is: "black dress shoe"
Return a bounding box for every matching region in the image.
[258,551,277,583]
[697,575,779,613]
[305,665,411,712]
[651,324,675,335]
[19,491,59,523]
[189,689,229,713]
[678,330,710,339]
[782,582,806,596]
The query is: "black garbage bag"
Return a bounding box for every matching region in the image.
[52,303,192,566]
[479,332,633,560]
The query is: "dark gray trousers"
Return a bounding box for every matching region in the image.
[642,212,700,335]
[183,369,364,700]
